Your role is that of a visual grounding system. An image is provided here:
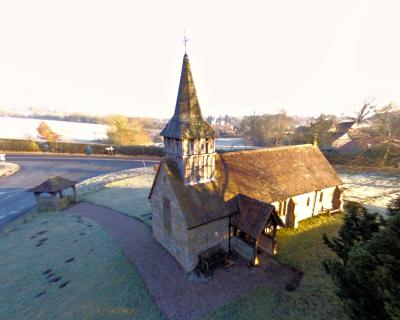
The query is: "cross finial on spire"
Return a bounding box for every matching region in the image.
[183,31,189,53]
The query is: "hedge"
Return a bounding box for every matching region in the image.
[0,139,40,152]
[0,139,163,157]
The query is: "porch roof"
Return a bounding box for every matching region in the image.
[232,194,284,240]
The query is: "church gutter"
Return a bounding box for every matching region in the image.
[187,212,238,230]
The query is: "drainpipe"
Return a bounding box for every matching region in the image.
[312,190,318,216]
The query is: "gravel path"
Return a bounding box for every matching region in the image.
[67,202,298,320]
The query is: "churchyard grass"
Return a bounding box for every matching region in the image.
[205,213,348,320]
[0,211,161,320]
[83,173,154,227]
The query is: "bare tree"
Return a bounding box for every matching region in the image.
[373,103,400,161]
[107,115,150,145]
[346,99,376,124]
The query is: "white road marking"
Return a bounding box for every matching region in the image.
[9,211,17,215]
[0,215,5,220]
[0,192,5,195]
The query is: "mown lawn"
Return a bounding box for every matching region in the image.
[83,174,154,227]
[205,213,348,320]
[0,211,161,320]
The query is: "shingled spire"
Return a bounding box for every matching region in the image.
[161,53,216,185]
[161,54,214,139]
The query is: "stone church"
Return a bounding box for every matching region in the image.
[149,53,343,272]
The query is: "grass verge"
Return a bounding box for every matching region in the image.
[0,211,161,320]
[83,174,154,227]
[205,213,348,320]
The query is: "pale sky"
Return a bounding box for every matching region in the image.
[0,0,399,119]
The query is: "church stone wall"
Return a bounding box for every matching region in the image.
[150,167,193,272]
[150,166,230,272]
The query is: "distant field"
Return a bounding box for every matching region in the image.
[0,116,253,150]
[339,169,400,215]
[0,116,107,142]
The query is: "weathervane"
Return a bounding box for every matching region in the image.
[183,31,189,53]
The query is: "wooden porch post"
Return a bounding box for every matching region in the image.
[272,223,277,255]
[228,216,232,254]
[252,237,259,266]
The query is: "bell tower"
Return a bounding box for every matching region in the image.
[161,54,216,185]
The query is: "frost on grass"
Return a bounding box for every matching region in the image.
[0,211,161,320]
[83,173,155,226]
[0,162,20,177]
[339,171,400,215]
[76,167,154,197]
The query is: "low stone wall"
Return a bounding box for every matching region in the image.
[75,167,153,199]
[36,195,74,212]
[0,162,20,177]
[1,166,154,235]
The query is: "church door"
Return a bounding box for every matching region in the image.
[332,187,342,211]
[286,198,296,228]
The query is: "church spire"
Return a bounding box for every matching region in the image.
[160,54,214,139]
[161,53,216,185]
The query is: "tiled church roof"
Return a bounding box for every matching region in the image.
[150,144,342,229]
[217,144,342,204]
[160,54,215,139]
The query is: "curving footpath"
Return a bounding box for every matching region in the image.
[67,202,299,320]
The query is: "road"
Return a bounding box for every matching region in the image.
[0,154,159,229]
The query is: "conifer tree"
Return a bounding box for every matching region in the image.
[323,202,400,320]
[387,195,400,216]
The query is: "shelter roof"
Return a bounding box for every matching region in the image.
[28,176,77,193]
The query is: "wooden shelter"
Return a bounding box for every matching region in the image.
[28,176,78,211]
[231,195,284,265]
